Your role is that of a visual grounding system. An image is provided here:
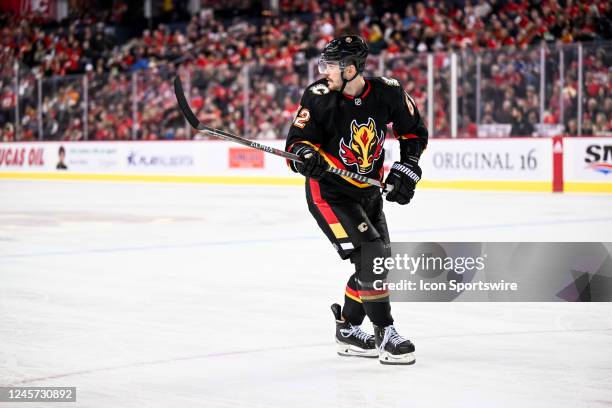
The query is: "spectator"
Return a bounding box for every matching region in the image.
[593,112,612,136]
[1,0,611,140]
[582,117,594,136]
[510,106,535,136]
[495,100,513,123]
[566,118,578,135]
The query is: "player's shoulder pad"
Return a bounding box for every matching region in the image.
[369,76,404,100]
[299,79,332,113]
[304,78,332,99]
[372,76,402,88]
[370,77,419,116]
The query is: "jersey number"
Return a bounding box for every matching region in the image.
[293,108,310,129]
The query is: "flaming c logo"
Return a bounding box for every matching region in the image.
[339,118,384,174]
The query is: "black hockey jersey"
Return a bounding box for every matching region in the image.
[285,77,428,196]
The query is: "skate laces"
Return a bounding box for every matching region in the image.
[340,324,372,343]
[380,325,406,350]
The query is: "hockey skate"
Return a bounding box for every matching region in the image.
[331,304,377,358]
[374,325,416,365]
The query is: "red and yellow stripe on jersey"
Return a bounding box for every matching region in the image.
[358,289,389,301]
[345,286,362,303]
[345,286,389,303]
[308,178,348,239]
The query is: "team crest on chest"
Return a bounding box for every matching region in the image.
[339,117,384,174]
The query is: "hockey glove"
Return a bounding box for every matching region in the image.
[292,144,327,180]
[384,158,422,205]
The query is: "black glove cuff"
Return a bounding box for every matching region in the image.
[401,140,425,162]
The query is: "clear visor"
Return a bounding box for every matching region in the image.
[318,59,341,75]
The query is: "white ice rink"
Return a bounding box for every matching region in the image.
[1,180,612,407]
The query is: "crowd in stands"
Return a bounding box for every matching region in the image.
[0,0,610,142]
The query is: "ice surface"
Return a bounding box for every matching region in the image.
[1,180,611,407]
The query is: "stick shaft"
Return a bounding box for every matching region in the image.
[173,76,385,189]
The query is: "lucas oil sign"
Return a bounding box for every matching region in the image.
[0,146,45,167]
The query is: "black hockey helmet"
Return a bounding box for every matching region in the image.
[319,35,369,74]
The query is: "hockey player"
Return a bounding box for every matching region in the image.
[285,35,428,365]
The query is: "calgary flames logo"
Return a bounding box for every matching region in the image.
[339,118,384,174]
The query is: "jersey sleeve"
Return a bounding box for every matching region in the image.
[285,87,325,172]
[388,84,429,162]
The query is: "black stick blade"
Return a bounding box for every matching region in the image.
[173,76,201,129]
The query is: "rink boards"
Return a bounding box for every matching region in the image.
[0,137,610,193]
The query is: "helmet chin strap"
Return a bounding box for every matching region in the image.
[339,69,360,94]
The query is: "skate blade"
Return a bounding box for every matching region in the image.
[336,340,378,358]
[379,351,416,365]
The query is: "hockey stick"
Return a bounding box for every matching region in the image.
[173,76,387,190]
